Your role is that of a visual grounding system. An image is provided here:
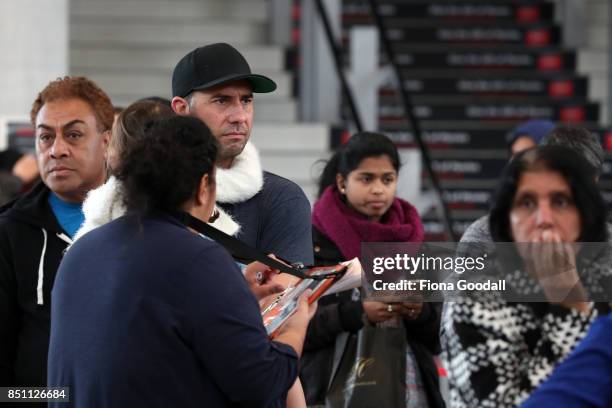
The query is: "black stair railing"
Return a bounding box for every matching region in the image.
[366,0,457,241]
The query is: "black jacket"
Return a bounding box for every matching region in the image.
[0,181,72,388]
[300,226,445,407]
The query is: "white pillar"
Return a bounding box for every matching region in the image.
[0,0,68,117]
[349,27,379,132]
[299,0,341,124]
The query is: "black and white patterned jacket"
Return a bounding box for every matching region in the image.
[442,254,612,408]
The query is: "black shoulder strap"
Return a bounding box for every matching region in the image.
[173,211,323,280]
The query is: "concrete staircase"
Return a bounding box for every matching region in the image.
[342,0,611,240]
[69,0,328,203]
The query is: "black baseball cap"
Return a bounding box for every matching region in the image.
[172,43,277,98]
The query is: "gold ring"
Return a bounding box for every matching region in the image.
[387,304,393,313]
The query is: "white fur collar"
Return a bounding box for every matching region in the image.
[74,176,126,241]
[215,141,263,203]
[73,176,240,241]
[209,207,240,236]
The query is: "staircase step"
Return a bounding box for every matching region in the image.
[70,19,266,46]
[104,95,298,122]
[585,24,609,49]
[384,128,512,150]
[428,158,507,181]
[343,1,554,23]
[391,49,575,72]
[384,95,588,105]
[578,49,609,75]
[586,0,608,24]
[70,69,292,102]
[391,69,581,79]
[255,123,331,205]
[420,155,612,186]
[252,123,330,153]
[382,126,612,151]
[70,45,284,72]
[374,24,561,47]
[589,77,609,104]
[71,0,267,21]
[439,188,493,212]
[381,76,587,99]
[377,101,599,123]
[253,100,298,123]
[262,152,329,186]
[423,179,500,190]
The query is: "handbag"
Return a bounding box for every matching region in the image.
[325,325,407,408]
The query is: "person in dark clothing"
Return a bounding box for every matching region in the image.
[0,148,40,205]
[0,77,112,397]
[48,116,316,407]
[300,132,445,407]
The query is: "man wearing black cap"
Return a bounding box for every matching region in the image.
[171,43,313,265]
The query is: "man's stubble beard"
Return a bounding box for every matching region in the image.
[216,137,248,168]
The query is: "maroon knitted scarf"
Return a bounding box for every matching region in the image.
[312,186,424,260]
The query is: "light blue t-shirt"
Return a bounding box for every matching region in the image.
[48,192,84,238]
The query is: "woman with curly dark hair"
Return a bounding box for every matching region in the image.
[47,116,316,408]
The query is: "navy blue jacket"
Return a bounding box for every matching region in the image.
[521,314,612,408]
[48,214,298,408]
[219,172,313,265]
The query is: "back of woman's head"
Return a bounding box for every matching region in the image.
[489,145,607,242]
[318,132,400,197]
[110,100,175,172]
[117,116,218,215]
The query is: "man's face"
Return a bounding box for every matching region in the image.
[183,81,253,166]
[35,98,110,203]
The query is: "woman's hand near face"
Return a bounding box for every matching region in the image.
[525,230,589,311]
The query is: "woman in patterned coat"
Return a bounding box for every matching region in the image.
[442,145,612,407]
